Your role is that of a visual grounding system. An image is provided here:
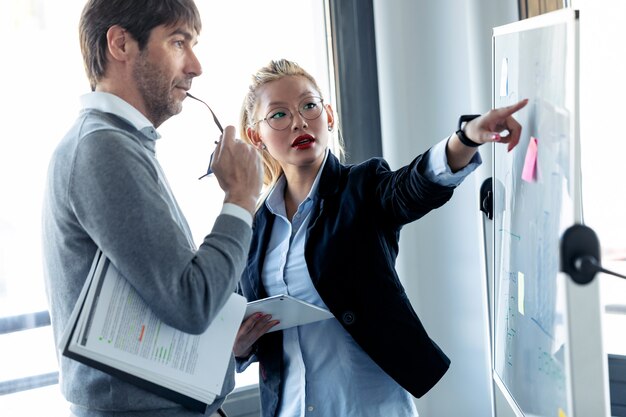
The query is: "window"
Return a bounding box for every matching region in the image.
[576,2,626,358]
[518,0,566,19]
[0,1,333,414]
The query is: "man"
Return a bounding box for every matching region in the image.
[41,1,262,416]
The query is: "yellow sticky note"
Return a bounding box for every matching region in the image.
[558,408,567,417]
[517,272,525,315]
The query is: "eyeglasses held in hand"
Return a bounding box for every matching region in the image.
[186,92,223,180]
[253,96,324,131]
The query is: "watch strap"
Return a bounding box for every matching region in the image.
[456,114,481,147]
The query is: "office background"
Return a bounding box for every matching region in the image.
[1,0,624,416]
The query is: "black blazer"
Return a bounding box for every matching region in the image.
[239,151,456,416]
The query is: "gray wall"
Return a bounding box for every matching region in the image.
[372,1,518,416]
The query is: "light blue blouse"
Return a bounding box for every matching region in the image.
[258,140,480,416]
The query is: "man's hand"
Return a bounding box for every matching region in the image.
[211,126,263,214]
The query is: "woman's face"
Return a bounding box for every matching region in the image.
[250,75,333,173]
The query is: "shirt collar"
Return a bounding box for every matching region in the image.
[265,148,330,215]
[80,92,160,140]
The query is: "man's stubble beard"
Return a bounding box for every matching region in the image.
[133,51,182,128]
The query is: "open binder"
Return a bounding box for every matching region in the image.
[59,250,246,412]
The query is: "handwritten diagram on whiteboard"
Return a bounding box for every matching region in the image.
[492,17,577,417]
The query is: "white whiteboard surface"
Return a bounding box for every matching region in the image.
[491,9,609,417]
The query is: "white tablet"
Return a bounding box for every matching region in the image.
[244,294,334,332]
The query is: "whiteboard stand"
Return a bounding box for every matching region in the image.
[563,266,610,416]
[480,177,497,417]
[561,224,626,415]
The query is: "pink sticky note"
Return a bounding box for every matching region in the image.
[521,137,538,182]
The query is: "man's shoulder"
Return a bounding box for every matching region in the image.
[65,109,146,156]
[51,110,147,172]
[77,108,137,138]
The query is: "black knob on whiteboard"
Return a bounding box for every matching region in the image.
[560,224,601,285]
[560,224,626,284]
[480,178,493,220]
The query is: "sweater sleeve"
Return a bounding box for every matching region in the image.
[70,128,251,334]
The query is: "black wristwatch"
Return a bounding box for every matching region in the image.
[456,114,482,147]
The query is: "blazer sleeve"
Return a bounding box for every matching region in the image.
[369,151,456,226]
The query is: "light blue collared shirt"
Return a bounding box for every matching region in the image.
[257,142,479,417]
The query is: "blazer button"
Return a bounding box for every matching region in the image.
[342,311,356,325]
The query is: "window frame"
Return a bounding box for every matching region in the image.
[327,0,383,163]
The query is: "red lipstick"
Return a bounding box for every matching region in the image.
[292,134,315,150]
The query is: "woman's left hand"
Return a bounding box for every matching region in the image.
[233,313,279,358]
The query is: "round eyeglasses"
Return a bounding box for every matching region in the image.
[255,97,324,131]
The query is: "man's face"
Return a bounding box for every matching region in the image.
[132,22,202,127]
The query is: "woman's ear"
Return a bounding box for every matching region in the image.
[247,127,263,149]
[325,103,335,130]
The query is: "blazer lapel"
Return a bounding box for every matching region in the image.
[247,205,275,300]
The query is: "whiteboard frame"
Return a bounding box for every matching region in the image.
[490,9,610,417]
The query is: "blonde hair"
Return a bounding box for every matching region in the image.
[239,59,344,188]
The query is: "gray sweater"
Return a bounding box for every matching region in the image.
[42,97,251,417]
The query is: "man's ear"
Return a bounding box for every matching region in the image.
[247,127,263,149]
[106,25,135,62]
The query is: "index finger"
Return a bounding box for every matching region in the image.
[219,125,237,147]
[211,125,235,162]
[494,98,528,118]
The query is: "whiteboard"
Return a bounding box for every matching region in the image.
[491,9,609,417]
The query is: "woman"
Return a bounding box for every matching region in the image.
[233,59,526,416]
